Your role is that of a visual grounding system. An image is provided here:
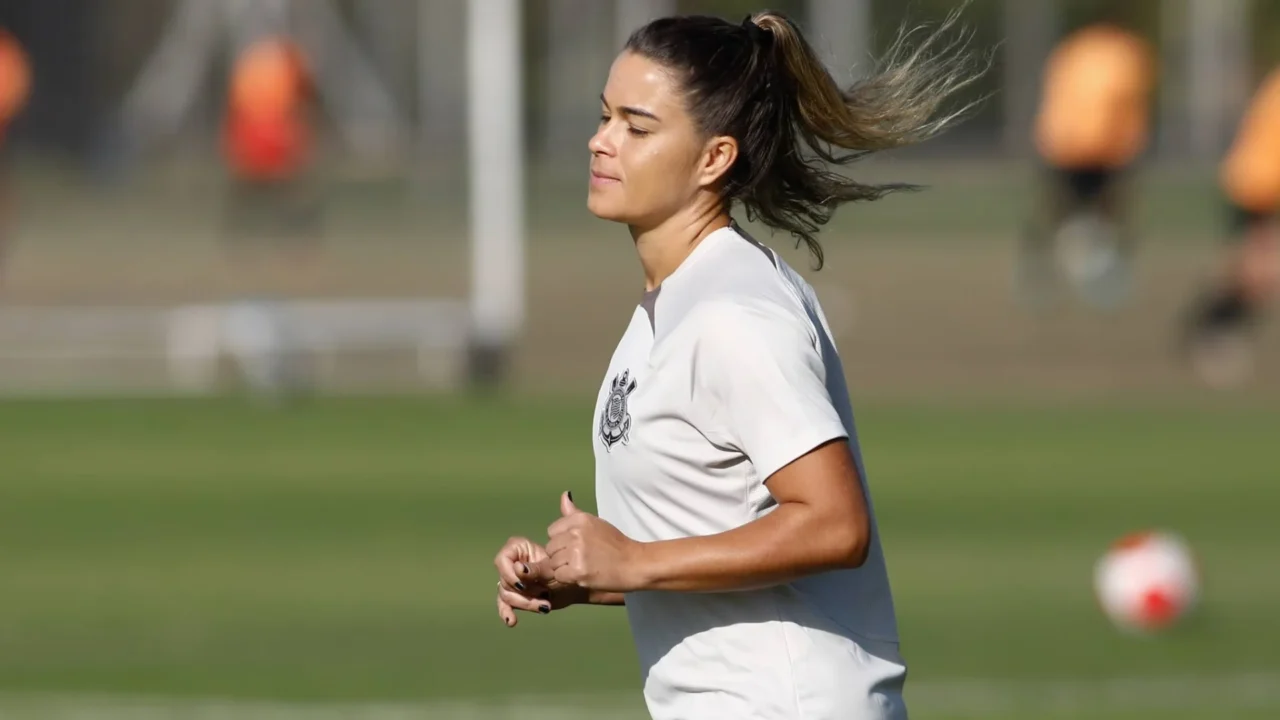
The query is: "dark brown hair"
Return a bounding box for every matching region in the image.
[625,6,987,268]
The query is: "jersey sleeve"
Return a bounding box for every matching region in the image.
[691,300,850,483]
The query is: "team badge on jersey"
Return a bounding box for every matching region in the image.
[599,369,637,451]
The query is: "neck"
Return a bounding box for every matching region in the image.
[631,203,731,291]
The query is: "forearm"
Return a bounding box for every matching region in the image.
[631,503,865,593]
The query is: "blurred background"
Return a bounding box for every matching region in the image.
[1,0,1278,718]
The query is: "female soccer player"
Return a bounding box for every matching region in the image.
[0,28,29,285]
[493,10,979,719]
[1181,67,1280,387]
[221,37,318,256]
[1018,18,1156,311]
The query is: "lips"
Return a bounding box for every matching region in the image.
[590,168,620,183]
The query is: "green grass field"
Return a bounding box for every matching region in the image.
[2,396,1278,719]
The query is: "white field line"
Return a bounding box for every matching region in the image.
[0,672,1277,719]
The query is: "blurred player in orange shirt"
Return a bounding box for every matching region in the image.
[1017,19,1156,311]
[1181,68,1280,387]
[220,37,320,255]
[0,29,30,283]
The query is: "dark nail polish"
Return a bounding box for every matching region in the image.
[538,605,551,614]
[567,491,574,503]
[514,581,525,591]
[521,564,530,575]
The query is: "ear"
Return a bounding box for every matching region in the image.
[696,135,738,189]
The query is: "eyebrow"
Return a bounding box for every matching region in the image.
[601,94,661,122]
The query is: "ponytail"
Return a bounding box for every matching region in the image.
[627,6,988,268]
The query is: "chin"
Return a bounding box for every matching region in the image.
[586,194,631,223]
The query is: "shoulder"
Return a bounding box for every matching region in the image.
[686,227,785,290]
[680,296,818,367]
[655,227,812,339]
[686,295,804,329]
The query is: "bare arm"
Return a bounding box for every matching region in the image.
[543,440,869,595]
[545,306,869,597]
[630,439,869,593]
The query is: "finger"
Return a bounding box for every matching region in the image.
[547,517,568,539]
[499,585,553,615]
[500,575,551,601]
[499,578,550,603]
[496,541,547,592]
[496,556,533,592]
[547,546,573,570]
[546,533,572,558]
[560,490,579,517]
[516,557,554,586]
[496,536,537,564]
[496,593,518,627]
[547,514,584,539]
[554,564,581,587]
[526,558,557,586]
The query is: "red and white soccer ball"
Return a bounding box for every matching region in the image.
[1093,530,1200,633]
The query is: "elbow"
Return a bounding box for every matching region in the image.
[840,530,872,569]
[826,519,871,570]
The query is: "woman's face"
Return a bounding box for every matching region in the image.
[587,51,735,228]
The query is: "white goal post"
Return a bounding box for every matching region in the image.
[464,0,525,388]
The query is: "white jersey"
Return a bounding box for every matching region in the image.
[593,224,907,720]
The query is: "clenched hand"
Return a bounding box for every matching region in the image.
[493,534,584,627]
[546,491,643,592]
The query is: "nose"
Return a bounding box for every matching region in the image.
[588,125,614,156]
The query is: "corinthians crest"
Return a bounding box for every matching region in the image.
[599,369,638,451]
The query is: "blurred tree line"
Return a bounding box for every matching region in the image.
[0,0,1276,165]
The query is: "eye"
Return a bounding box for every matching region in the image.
[599,113,610,126]
[627,126,650,137]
